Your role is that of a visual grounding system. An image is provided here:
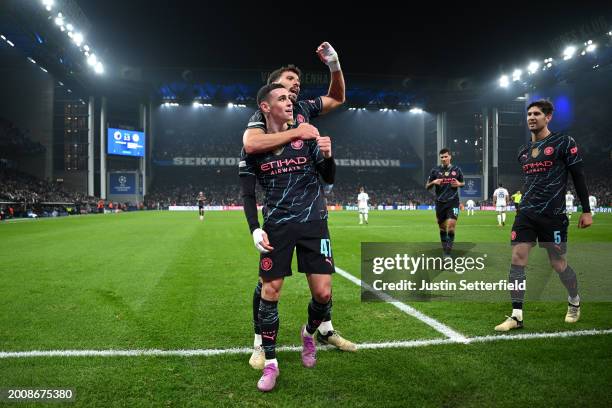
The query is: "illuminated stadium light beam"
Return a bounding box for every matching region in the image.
[27,57,37,64]
[83,44,90,51]
[87,53,97,66]
[585,41,596,53]
[409,107,423,114]
[42,0,54,11]
[499,74,509,88]
[94,62,104,74]
[227,102,234,108]
[73,32,84,46]
[54,13,64,26]
[40,66,48,73]
[527,61,539,74]
[563,45,576,60]
[512,69,522,81]
[66,23,74,32]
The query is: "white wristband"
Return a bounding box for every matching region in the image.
[328,60,341,72]
[252,228,269,254]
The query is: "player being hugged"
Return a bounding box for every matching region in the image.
[495,99,593,332]
[426,148,465,257]
[242,42,354,373]
[239,84,343,392]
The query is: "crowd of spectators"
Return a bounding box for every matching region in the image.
[0,118,45,156]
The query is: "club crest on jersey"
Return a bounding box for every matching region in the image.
[570,146,578,155]
[544,146,554,156]
[296,114,306,124]
[531,147,540,158]
[261,257,273,271]
[451,171,457,176]
[291,140,304,150]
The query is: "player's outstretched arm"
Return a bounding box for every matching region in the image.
[243,123,320,155]
[317,42,346,115]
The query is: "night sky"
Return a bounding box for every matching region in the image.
[76,1,611,80]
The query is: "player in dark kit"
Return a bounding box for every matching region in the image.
[426,148,464,257]
[196,191,205,221]
[495,99,593,332]
[240,84,337,392]
[243,42,354,373]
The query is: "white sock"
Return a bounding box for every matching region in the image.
[512,309,523,321]
[364,214,368,222]
[568,295,580,306]
[302,326,314,338]
[359,214,363,223]
[318,320,334,335]
[254,334,262,347]
[497,214,502,225]
[264,358,278,367]
[502,213,506,222]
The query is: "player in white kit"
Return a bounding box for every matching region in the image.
[466,199,475,216]
[565,191,575,219]
[589,195,597,217]
[357,187,369,224]
[493,183,510,226]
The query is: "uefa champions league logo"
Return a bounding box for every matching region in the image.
[464,179,477,195]
[114,131,122,141]
[118,176,127,186]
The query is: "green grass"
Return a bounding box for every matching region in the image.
[1,210,611,407]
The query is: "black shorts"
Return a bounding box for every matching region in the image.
[259,220,335,279]
[511,211,568,255]
[198,204,204,210]
[435,200,459,224]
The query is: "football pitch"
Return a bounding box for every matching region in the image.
[1,210,611,407]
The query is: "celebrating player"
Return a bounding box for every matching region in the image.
[240,84,341,392]
[425,148,465,257]
[495,100,593,332]
[243,43,354,371]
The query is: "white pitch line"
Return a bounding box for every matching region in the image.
[334,266,468,342]
[1,329,610,359]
